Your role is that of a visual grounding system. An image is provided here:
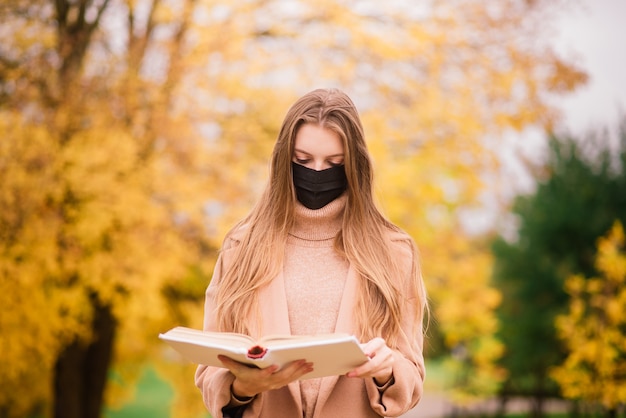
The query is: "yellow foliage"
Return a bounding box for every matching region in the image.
[552,221,626,410]
[415,227,506,401]
[1,0,588,414]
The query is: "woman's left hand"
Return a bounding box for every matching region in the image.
[346,337,394,385]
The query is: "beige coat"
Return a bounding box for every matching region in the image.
[195,231,425,418]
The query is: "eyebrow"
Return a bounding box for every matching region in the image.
[293,148,345,158]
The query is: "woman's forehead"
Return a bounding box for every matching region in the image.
[294,124,344,156]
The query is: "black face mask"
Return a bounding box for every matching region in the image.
[292,162,348,210]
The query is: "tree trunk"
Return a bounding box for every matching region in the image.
[567,400,580,417]
[54,299,116,418]
[496,381,512,418]
[530,397,543,418]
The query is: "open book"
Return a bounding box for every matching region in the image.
[159,326,368,380]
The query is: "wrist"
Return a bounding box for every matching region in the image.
[231,379,256,400]
[373,370,393,387]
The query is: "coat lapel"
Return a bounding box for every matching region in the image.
[258,270,291,336]
[313,265,359,417]
[257,270,302,411]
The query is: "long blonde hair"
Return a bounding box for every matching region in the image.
[215,88,427,347]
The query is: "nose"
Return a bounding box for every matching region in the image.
[313,161,326,171]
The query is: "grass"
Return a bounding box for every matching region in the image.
[104,368,174,418]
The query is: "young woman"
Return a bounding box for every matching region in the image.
[195,88,427,418]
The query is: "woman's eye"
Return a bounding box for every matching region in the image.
[295,158,310,164]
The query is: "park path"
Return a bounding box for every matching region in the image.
[399,391,569,418]
[400,392,449,417]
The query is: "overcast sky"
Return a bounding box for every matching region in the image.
[508,0,626,185]
[461,0,626,235]
[552,0,626,136]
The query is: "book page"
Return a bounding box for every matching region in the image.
[162,327,255,348]
[159,327,368,379]
[258,333,351,345]
[264,336,368,379]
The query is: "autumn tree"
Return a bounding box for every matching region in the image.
[0,0,587,416]
[0,1,228,417]
[491,124,626,415]
[552,221,626,417]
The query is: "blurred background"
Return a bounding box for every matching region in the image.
[1,1,625,418]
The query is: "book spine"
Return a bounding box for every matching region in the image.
[246,345,268,359]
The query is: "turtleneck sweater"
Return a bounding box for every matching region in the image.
[283,193,349,418]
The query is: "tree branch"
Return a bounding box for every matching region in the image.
[78,0,88,29]
[127,0,160,74]
[55,0,69,29]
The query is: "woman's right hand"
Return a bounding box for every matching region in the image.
[218,355,314,398]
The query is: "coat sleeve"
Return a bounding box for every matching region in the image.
[194,249,237,417]
[195,237,267,418]
[364,236,426,417]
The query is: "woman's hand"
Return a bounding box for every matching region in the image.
[346,337,394,385]
[218,355,314,398]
